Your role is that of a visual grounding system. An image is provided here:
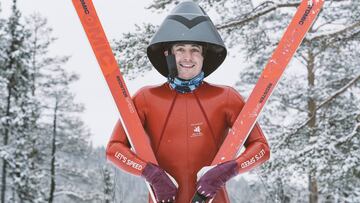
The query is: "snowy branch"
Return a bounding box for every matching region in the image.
[310,21,360,55]
[334,122,360,146]
[280,101,309,114]
[216,1,300,30]
[0,148,16,168]
[316,74,360,110]
[277,73,360,147]
[312,21,360,41]
[146,0,174,10]
[54,191,102,201]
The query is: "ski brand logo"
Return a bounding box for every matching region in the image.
[167,15,210,29]
[80,0,89,14]
[79,5,117,75]
[299,4,313,25]
[259,83,273,103]
[191,122,203,137]
[194,126,201,133]
[116,76,128,97]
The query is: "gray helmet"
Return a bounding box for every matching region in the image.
[147,0,227,78]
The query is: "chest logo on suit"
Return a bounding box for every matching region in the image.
[191,122,203,137]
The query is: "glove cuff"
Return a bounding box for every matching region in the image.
[142,163,156,181]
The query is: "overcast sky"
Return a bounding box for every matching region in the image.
[1,0,245,147]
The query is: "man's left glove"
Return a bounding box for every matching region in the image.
[141,162,178,202]
[195,160,238,199]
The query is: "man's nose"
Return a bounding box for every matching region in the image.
[183,50,192,60]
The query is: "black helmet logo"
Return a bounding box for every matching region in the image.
[167,15,210,29]
[147,1,227,78]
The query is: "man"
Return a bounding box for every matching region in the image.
[106,1,270,202]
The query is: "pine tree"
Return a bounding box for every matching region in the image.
[112,23,157,79]
[40,64,94,202]
[0,0,38,202]
[226,1,360,202]
[0,2,93,202]
[0,1,133,202]
[102,166,114,203]
[0,4,7,202]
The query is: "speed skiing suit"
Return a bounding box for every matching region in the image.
[106,82,270,203]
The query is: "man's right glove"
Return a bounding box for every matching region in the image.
[195,160,238,199]
[141,162,178,202]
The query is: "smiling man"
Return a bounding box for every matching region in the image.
[171,43,203,80]
[106,1,270,203]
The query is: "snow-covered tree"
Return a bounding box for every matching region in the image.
[112,23,157,79]
[225,1,360,202]
[1,2,95,202]
[40,62,96,202]
[0,1,48,202]
[101,166,114,203]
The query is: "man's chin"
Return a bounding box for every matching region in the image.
[178,74,196,80]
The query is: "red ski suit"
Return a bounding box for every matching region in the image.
[106,82,270,203]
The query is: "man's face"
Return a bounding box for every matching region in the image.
[171,43,204,80]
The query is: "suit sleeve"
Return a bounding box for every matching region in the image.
[226,87,270,174]
[106,89,148,176]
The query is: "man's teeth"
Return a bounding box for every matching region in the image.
[180,64,194,68]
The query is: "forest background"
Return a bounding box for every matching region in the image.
[0,0,359,202]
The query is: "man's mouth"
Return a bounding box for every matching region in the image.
[180,63,195,69]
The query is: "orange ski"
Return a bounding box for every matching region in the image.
[213,0,324,165]
[71,0,157,201]
[192,0,324,202]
